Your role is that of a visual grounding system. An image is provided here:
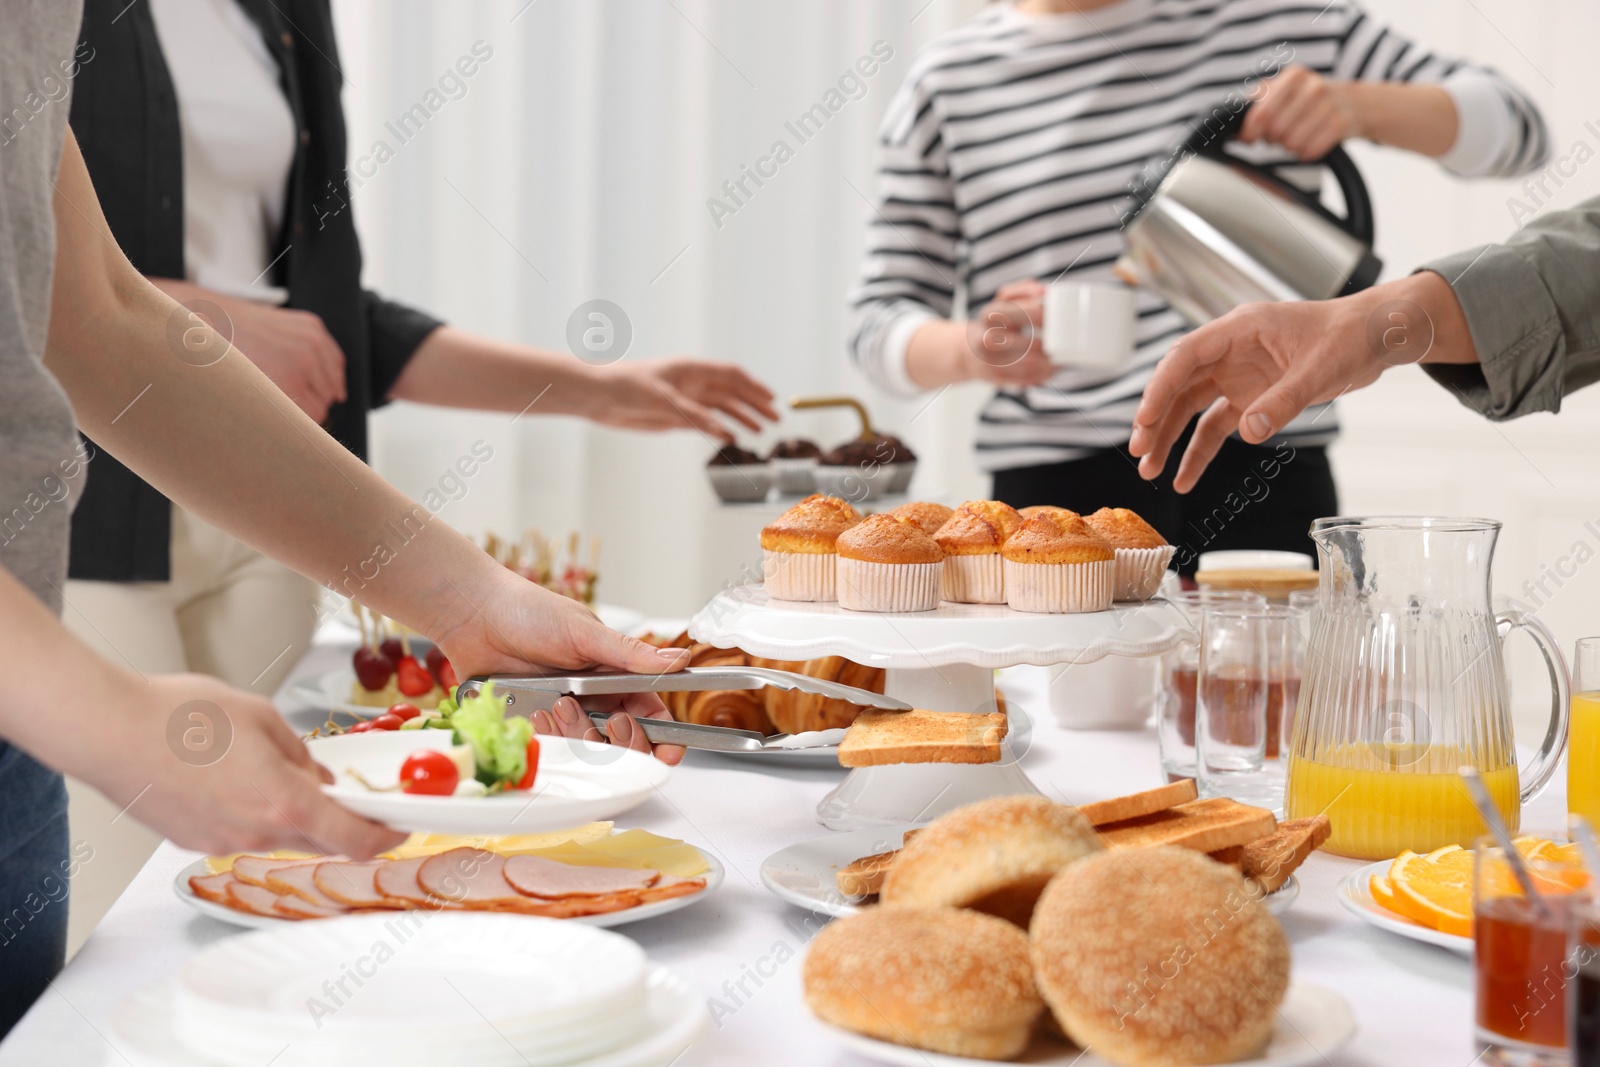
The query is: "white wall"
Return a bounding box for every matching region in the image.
[332,1,1600,740]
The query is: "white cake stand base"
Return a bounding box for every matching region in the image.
[818,662,1039,829]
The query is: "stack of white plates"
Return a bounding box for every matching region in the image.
[120,912,705,1067]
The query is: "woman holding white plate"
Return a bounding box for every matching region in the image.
[848,0,1548,573]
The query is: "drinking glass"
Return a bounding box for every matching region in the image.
[1156,589,1265,782]
[1571,638,1600,825]
[1570,891,1600,1066]
[1196,603,1309,815]
[1476,835,1588,1065]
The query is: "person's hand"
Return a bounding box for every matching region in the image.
[1239,65,1362,161]
[76,673,406,857]
[1128,275,1460,491]
[429,569,691,763]
[531,695,685,767]
[189,293,347,422]
[587,358,778,441]
[962,280,1055,386]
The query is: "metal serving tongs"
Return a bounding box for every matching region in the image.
[457,666,912,752]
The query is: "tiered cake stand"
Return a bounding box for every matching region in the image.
[689,585,1190,830]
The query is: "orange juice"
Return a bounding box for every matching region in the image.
[1570,692,1600,823]
[1285,745,1519,859]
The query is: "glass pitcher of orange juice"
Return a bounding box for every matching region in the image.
[1284,517,1569,859]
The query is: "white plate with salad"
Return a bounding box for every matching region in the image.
[311,686,671,834]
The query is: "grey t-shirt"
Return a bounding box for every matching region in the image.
[0,0,89,615]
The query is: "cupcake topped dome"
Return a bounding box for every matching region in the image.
[836,514,944,565]
[934,500,1024,555]
[708,444,763,466]
[1084,507,1168,549]
[1002,511,1114,565]
[760,494,863,553]
[889,501,955,536]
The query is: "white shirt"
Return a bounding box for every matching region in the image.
[150,0,296,303]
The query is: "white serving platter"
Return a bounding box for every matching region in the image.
[310,731,670,834]
[1335,859,1472,956]
[761,825,1300,919]
[817,981,1354,1067]
[174,849,723,931]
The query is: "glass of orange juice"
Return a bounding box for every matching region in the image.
[1571,638,1600,825]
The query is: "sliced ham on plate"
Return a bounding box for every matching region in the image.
[417,848,553,914]
[502,855,659,898]
[313,861,398,909]
[266,864,355,911]
[275,895,348,919]
[226,881,295,919]
[188,871,239,905]
[231,856,324,888]
[374,856,453,908]
[637,876,708,904]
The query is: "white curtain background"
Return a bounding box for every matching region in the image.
[333,0,1600,733]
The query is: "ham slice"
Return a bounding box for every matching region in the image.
[275,895,348,919]
[266,864,353,910]
[226,881,296,919]
[231,855,324,888]
[503,855,659,898]
[374,856,449,908]
[189,871,238,905]
[637,876,707,904]
[313,861,398,909]
[418,848,537,911]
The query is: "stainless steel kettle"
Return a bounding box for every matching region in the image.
[1115,103,1382,326]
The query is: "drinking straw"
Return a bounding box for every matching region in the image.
[1459,766,1551,920]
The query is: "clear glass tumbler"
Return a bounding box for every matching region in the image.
[1155,589,1264,782]
[1196,602,1310,815]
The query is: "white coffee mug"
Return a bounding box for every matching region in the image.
[1043,281,1136,368]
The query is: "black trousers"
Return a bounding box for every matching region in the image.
[991,423,1338,576]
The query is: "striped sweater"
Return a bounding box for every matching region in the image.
[848,0,1549,472]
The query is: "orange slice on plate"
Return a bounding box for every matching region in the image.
[1388,850,1473,937]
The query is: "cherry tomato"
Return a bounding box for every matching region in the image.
[347,720,374,734]
[387,702,422,722]
[396,655,434,697]
[400,750,459,796]
[369,714,404,731]
[515,737,541,791]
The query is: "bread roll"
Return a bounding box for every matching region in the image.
[804,905,1043,1060]
[1030,847,1290,1066]
[881,796,1100,927]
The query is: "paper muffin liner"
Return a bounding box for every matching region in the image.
[1112,545,1177,601]
[836,558,941,612]
[940,553,1004,604]
[770,457,819,496]
[707,464,772,503]
[885,460,917,494]
[1003,558,1113,614]
[763,550,836,602]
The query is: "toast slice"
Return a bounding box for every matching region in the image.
[1240,814,1332,892]
[1077,780,1198,827]
[1208,845,1244,869]
[838,709,1006,768]
[1095,797,1277,855]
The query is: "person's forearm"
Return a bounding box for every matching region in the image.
[389,326,605,417]
[1344,81,1458,158]
[1400,270,1479,365]
[44,135,497,640]
[905,320,972,389]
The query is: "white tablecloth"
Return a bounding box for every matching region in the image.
[1,644,1559,1066]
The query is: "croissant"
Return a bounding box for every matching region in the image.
[681,688,774,734]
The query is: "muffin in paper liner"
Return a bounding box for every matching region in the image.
[770,457,819,496]
[708,464,772,503]
[763,550,836,602]
[940,554,1004,604]
[1112,545,1176,601]
[885,460,917,494]
[836,558,941,612]
[1003,558,1113,613]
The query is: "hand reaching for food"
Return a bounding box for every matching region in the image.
[587,357,780,440]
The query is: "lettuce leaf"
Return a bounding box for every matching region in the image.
[445,683,533,790]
